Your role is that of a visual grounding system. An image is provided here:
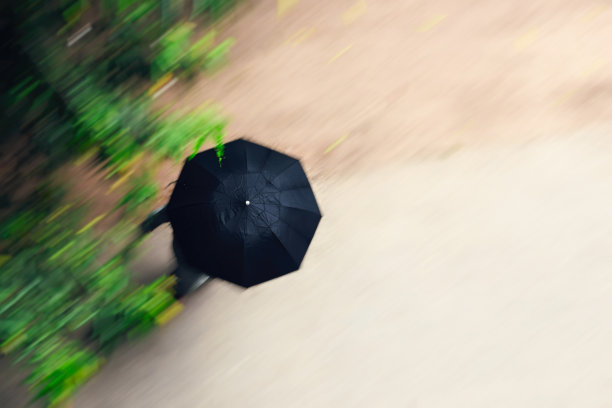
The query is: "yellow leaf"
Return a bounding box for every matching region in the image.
[74,149,97,166]
[46,204,73,223]
[343,1,367,25]
[155,302,184,326]
[148,73,174,96]
[278,0,299,17]
[77,214,106,235]
[417,14,447,33]
[1,329,27,354]
[324,134,348,154]
[328,45,352,63]
[157,275,178,292]
[50,241,75,261]
[0,255,11,268]
[285,28,316,46]
[107,169,134,194]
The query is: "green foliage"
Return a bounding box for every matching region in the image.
[0,184,71,251]
[6,0,233,171]
[182,30,217,78]
[91,276,176,352]
[205,38,236,73]
[67,84,157,173]
[0,192,179,406]
[1,0,239,404]
[116,177,159,214]
[25,340,100,407]
[61,0,90,29]
[1,198,101,333]
[192,0,237,19]
[152,24,235,80]
[102,27,151,86]
[152,23,197,79]
[149,106,227,161]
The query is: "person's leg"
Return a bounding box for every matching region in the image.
[170,238,210,299]
[140,205,170,234]
[171,263,210,299]
[172,236,186,264]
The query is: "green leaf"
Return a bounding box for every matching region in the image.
[189,135,206,160]
[205,38,235,71]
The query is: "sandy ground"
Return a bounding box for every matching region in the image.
[77,127,612,408]
[71,0,612,407]
[161,0,612,180]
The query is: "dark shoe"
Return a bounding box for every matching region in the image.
[171,267,210,299]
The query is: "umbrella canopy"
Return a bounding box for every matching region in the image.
[167,138,321,287]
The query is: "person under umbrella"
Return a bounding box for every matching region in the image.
[141,138,321,295]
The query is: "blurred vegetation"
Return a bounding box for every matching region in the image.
[0,0,237,406]
[152,24,236,80]
[192,0,237,19]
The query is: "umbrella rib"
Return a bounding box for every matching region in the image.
[246,207,274,231]
[282,205,322,217]
[270,161,302,183]
[255,208,274,227]
[282,205,321,216]
[276,214,319,242]
[253,204,280,222]
[269,229,301,269]
[193,156,223,177]
[216,177,241,203]
[279,186,315,193]
[232,173,246,196]
[258,148,274,175]
[240,174,249,236]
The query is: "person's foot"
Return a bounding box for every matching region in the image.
[171,271,210,299]
[190,274,210,291]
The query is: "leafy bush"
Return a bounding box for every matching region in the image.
[204,38,236,72]
[0,189,181,406]
[147,105,227,160]
[0,204,105,406]
[192,0,237,19]
[152,23,197,79]
[116,177,159,214]
[1,0,238,405]
[152,23,235,80]
[25,340,100,407]
[91,275,177,352]
[182,30,218,78]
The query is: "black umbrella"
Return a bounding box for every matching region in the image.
[167,138,321,288]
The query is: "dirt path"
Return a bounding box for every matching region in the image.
[74,1,612,407]
[159,0,612,180]
[77,129,612,408]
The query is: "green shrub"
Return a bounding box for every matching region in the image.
[2,0,236,405]
[151,23,196,80]
[204,38,236,72]
[116,177,159,215]
[25,340,101,407]
[91,276,176,352]
[152,24,234,80]
[182,30,217,78]
[147,105,227,161]
[0,193,180,407]
[192,0,237,19]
